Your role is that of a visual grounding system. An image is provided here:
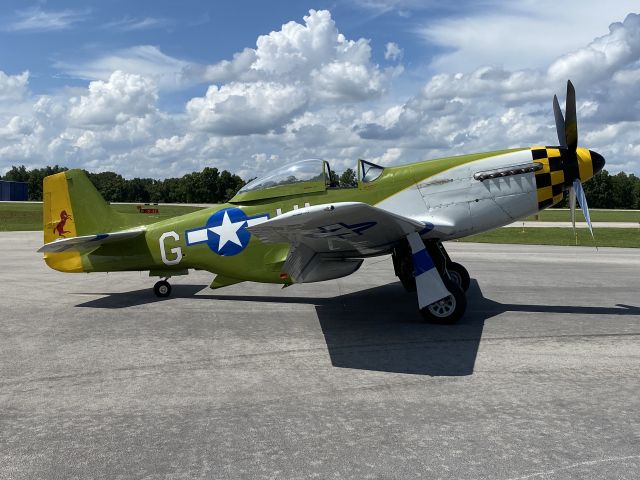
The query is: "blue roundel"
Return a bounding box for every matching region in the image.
[185,207,269,257]
[206,208,250,256]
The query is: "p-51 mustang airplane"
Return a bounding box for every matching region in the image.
[39,81,604,324]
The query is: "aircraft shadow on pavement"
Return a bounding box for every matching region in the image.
[314,282,640,376]
[75,280,640,376]
[74,284,205,308]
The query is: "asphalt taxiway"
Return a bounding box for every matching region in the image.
[1,231,639,479]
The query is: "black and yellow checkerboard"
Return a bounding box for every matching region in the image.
[530,146,594,210]
[532,147,566,209]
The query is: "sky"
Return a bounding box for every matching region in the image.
[0,0,639,180]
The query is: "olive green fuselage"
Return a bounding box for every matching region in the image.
[81,150,517,283]
[74,144,605,285]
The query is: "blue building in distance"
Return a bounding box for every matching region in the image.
[0,180,28,201]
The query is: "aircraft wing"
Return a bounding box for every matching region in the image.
[247,202,427,283]
[37,229,145,253]
[248,202,425,255]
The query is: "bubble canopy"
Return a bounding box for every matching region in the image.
[229,157,385,203]
[230,159,330,203]
[239,159,326,193]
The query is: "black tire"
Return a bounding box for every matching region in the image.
[393,252,416,292]
[399,269,416,292]
[420,278,467,325]
[154,280,172,298]
[447,262,470,292]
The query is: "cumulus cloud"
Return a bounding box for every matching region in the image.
[194,48,257,84]
[2,9,640,179]
[0,116,36,142]
[57,9,391,104]
[419,0,639,72]
[355,70,552,152]
[420,67,549,104]
[187,81,307,135]
[384,42,403,61]
[311,62,387,102]
[199,10,388,96]
[68,71,158,127]
[548,13,640,84]
[185,9,391,135]
[357,12,640,171]
[150,134,195,157]
[0,70,29,102]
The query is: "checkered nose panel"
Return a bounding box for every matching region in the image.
[532,147,565,210]
[530,146,593,210]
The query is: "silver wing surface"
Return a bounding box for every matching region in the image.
[247,202,426,283]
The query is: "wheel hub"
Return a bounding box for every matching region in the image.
[449,270,462,287]
[428,295,456,317]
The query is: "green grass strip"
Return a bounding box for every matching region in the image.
[0,202,204,231]
[526,209,640,223]
[459,227,639,248]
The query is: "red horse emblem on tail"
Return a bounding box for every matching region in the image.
[54,210,72,237]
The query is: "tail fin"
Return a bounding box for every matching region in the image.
[43,169,120,272]
[44,169,119,243]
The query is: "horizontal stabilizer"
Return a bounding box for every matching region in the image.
[37,229,144,253]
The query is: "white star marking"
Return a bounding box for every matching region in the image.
[209,211,245,250]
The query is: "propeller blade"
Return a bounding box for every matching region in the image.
[569,185,577,245]
[565,80,578,151]
[553,94,567,148]
[573,179,597,248]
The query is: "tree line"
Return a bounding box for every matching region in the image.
[2,164,638,208]
[574,170,640,209]
[1,165,246,204]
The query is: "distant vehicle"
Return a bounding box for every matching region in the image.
[137,205,160,214]
[39,81,604,324]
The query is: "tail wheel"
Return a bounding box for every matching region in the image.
[154,280,172,298]
[420,278,467,325]
[447,262,470,292]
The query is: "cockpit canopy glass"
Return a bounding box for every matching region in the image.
[359,159,384,182]
[238,158,326,194]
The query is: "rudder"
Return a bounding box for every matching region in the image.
[44,169,116,243]
[43,169,119,272]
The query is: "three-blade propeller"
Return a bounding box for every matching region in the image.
[553,81,596,246]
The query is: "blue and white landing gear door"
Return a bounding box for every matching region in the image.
[406,232,450,308]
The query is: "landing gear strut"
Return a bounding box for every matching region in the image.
[153,279,172,298]
[447,261,470,292]
[391,240,416,292]
[392,240,470,292]
[393,238,470,324]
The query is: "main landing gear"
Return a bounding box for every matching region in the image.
[421,277,466,324]
[153,279,172,298]
[392,239,470,324]
[447,261,470,293]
